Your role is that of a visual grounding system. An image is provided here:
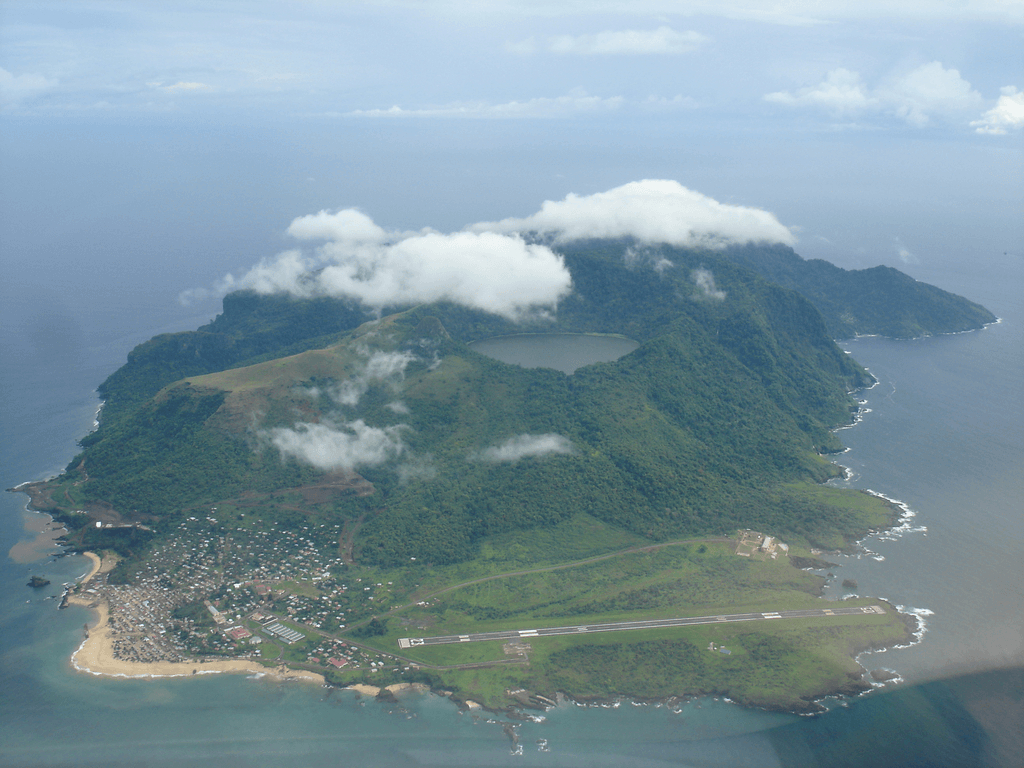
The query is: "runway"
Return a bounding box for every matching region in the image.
[398,605,885,648]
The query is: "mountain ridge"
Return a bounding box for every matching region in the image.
[41,239,993,569]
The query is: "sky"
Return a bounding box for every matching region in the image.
[1,0,1021,362]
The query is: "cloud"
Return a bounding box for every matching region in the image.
[330,350,416,407]
[162,81,212,92]
[288,209,388,243]
[624,245,674,274]
[470,434,573,463]
[397,454,437,483]
[895,239,919,265]
[878,62,983,127]
[428,1,1024,25]
[470,179,796,247]
[265,419,406,472]
[765,62,982,126]
[219,250,311,297]
[205,211,573,320]
[0,67,58,109]
[347,90,623,119]
[971,86,1024,135]
[691,268,727,300]
[764,69,876,114]
[544,27,707,55]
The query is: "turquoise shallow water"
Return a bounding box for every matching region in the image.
[2,259,1020,766]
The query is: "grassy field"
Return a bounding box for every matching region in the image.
[336,521,911,712]
[33,452,906,713]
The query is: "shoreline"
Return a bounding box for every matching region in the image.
[32,381,914,712]
[79,551,103,583]
[7,509,67,564]
[67,596,324,684]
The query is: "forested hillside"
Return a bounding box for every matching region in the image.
[92,239,994,428]
[716,243,997,338]
[53,239,994,567]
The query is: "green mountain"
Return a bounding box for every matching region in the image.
[93,240,995,432]
[51,241,992,568]
[717,242,997,338]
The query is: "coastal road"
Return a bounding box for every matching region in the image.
[398,605,885,648]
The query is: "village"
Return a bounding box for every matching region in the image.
[66,511,406,675]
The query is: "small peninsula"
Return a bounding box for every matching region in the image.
[16,238,991,713]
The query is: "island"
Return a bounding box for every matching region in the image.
[15,237,993,714]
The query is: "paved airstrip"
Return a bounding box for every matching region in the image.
[398,605,885,648]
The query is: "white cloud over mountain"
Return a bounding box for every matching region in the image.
[209,209,573,320]
[470,180,796,247]
[329,351,416,407]
[194,181,794,316]
[691,268,727,300]
[470,434,573,463]
[265,420,406,472]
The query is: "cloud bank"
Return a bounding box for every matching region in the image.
[265,420,406,472]
[764,62,983,126]
[191,181,794,316]
[470,180,796,247]
[206,209,572,320]
[470,434,573,463]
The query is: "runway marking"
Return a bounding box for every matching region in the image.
[397,605,885,649]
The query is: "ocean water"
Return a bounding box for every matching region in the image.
[1,256,1020,766]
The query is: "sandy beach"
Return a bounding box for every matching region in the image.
[347,683,382,696]
[68,596,324,684]
[79,551,104,582]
